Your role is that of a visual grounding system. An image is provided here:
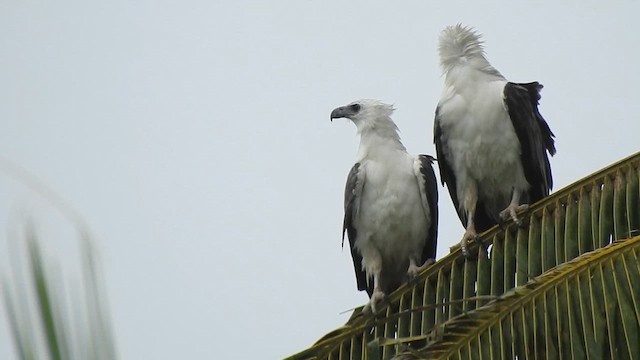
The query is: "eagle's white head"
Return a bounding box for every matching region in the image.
[331,99,395,122]
[330,99,405,152]
[438,24,504,79]
[330,99,396,133]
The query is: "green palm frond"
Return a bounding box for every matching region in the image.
[3,230,117,360]
[395,235,640,359]
[1,156,117,360]
[287,151,640,360]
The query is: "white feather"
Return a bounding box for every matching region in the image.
[438,24,504,80]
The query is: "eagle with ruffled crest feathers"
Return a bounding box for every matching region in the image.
[434,25,556,256]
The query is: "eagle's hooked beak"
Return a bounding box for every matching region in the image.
[330,106,353,121]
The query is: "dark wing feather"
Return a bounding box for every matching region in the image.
[434,107,462,222]
[415,155,439,263]
[343,163,372,296]
[434,107,498,232]
[504,82,556,203]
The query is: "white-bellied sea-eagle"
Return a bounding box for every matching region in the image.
[331,99,438,312]
[434,25,556,256]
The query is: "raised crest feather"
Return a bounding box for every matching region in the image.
[438,24,503,78]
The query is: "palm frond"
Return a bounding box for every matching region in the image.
[395,235,640,359]
[3,230,117,360]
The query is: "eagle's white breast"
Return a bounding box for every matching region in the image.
[355,150,428,281]
[439,79,529,209]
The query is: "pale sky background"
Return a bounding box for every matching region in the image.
[1,1,639,359]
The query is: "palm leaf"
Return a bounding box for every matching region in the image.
[3,230,118,360]
[394,235,640,359]
[1,156,117,360]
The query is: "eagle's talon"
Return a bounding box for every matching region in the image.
[407,258,435,284]
[499,203,529,226]
[367,290,387,314]
[422,258,436,268]
[460,229,478,257]
[407,264,420,282]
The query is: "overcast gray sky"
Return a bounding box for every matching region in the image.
[1,1,639,359]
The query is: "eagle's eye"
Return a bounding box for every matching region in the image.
[350,104,361,112]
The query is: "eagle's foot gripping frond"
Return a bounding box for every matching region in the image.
[460,228,479,257]
[364,289,387,315]
[407,258,436,282]
[499,203,529,226]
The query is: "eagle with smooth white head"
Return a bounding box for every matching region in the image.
[331,99,438,312]
[434,25,556,256]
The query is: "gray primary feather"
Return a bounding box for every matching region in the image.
[343,162,367,292]
[415,155,439,262]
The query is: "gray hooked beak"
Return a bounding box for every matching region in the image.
[330,106,355,121]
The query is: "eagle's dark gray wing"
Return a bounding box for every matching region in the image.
[504,82,556,203]
[343,163,371,296]
[414,155,439,263]
[434,107,498,233]
[434,107,460,218]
